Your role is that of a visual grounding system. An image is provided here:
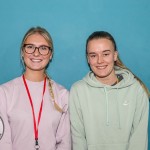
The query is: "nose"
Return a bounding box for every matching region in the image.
[97,54,103,63]
[33,47,40,56]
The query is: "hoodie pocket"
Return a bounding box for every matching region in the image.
[88,143,129,150]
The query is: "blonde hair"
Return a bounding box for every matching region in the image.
[86,31,150,97]
[21,27,63,112]
[21,26,53,52]
[20,26,53,68]
[46,73,63,113]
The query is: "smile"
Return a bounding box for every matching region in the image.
[96,65,107,69]
[31,59,42,62]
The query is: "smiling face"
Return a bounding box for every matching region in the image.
[87,38,118,84]
[22,33,52,74]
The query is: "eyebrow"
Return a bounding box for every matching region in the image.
[88,50,111,55]
[24,44,50,47]
[102,50,111,53]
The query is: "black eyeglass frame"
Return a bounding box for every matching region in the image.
[23,44,52,55]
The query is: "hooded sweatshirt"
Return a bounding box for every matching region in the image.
[69,67,149,150]
[0,76,71,150]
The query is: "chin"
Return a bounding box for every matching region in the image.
[94,71,109,78]
[96,75,108,79]
[29,67,45,72]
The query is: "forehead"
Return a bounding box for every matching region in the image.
[87,38,114,53]
[25,33,48,45]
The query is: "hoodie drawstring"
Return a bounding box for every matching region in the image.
[116,88,121,129]
[104,87,121,129]
[104,87,109,126]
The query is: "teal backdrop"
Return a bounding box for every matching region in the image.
[0,0,150,148]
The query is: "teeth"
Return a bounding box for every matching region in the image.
[97,66,106,69]
[31,59,42,62]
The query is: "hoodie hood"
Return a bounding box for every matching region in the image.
[83,66,136,89]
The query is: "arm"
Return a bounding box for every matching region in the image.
[69,86,87,150]
[0,87,12,150]
[128,86,149,150]
[56,91,71,150]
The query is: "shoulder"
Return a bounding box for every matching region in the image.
[51,80,69,101]
[132,78,146,91]
[0,76,23,93]
[131,79,149,100]
[71,80,87,89]
[0,76,23,106]
[50,80,70,111]
[69,80,88,96]
[51,80,69,94]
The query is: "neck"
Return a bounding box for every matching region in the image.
[24,70,46,82]
[96,74,118,85]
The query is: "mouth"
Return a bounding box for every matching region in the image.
[96,65,107,69]
[30,58,42,63]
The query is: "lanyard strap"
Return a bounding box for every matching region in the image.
[22,75,46,143]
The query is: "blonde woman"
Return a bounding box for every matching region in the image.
[0,27,71,150]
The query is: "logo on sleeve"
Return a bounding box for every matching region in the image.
[0,116,4,140]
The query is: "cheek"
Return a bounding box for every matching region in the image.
[88,59,95,66]
[22,50,29,58]
[88,57,97,65]
[43,55,51,63]
[107,55,115,63]
[23,53,30,62]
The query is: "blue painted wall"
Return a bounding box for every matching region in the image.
[0,0,150,147]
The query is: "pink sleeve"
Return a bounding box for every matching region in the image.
[0,87,12,150]
[55,90,71,150]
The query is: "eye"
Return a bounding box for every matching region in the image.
[40,46,48,50]
[26,44,34,49]
[91,55,96,58]
[89,54,97,58]
[103,53,110,56]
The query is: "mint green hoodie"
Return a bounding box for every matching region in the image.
[69,67,149,150]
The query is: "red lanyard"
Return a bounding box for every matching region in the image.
[22,75,46,149]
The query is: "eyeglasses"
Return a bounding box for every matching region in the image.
[23,44,52,55]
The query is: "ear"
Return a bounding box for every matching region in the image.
[114,51,118,61]
[87,54,90,64]
[21,50,24,58]
[49,52,53,61]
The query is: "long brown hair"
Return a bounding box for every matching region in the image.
[86,31,150,97]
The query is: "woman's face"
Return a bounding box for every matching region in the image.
[87,38,118,82]
[22,33,52,73]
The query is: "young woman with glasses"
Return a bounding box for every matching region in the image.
[69,31,149,150]
[0,27,71,150]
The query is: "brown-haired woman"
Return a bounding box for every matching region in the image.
[69,31,149,150]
